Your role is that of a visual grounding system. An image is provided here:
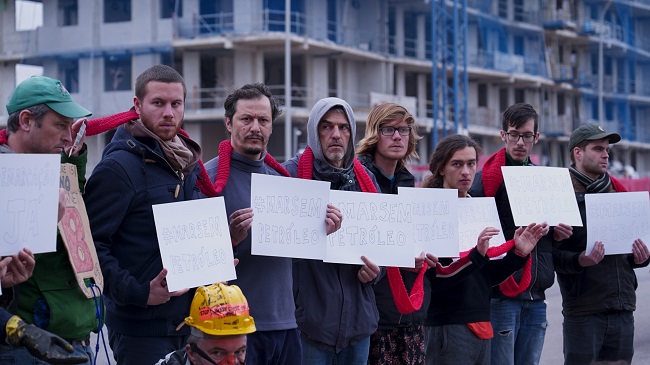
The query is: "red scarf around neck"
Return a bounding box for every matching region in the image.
[83,110,291,197]
[480,147,532,297]
[198,140,290,197]
[297,146,427,314]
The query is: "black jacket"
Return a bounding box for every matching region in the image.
[469,153,556,301]
[357,155,431,329]
[553,175,649,316]
[85,126,201,336]
[426,248,528,326]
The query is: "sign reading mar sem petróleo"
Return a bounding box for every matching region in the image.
[152,197,236,292]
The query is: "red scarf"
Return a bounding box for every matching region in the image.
[480,147,532,297]
[198,140,290,197]
[83,110,291,197]
[297,146,427,314]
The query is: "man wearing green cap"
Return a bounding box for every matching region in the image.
[553,124,650,365]
[0,76,96,364]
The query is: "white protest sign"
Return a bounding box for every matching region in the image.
[585,191,650,255]
[502,166,582,226]
[398,187,459,257]
[458,197,506,254]
[327,190,415,267]
[0,154,60,255]
[152,197,236,292]
[251,173,330,260]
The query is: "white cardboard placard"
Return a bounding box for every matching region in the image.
[585,191,650,255]
[251,173,330,260]
[458,197,506,254]
[153,197,236,292]
[327,190,415,267]
[0,154,60,255]
[398,187,459,258]
[502,166,582,226]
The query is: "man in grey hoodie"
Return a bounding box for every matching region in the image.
[283,97,382,365]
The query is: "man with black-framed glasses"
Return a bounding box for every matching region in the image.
[469,103,571,365]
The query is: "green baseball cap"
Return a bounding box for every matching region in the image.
[569,124,621,151]
[6,76,92,118]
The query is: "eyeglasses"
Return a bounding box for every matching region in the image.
[505,131,535,143]
[380,126,411,136]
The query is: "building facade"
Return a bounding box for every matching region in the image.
[1,0,649,176]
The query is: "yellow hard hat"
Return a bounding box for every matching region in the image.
[182,283,256,336]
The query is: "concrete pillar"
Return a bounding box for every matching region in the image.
[417,14,426,59]
[395,6,404,57]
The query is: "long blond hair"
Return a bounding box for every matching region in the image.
[356,103,421,171]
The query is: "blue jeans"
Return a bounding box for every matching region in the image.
[245,329,302,365]
[0,342,93,365]
[490,298,547,365]
[563,311,634,365]
[301,336,370,365]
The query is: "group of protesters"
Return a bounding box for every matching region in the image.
[0,64,648,365]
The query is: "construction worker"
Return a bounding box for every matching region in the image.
[156,283,256,365]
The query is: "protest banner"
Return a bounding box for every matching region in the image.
[502,166,582,226]
[586,191,650,255]
[153,197,236,292]
[398,187,459,257]
[458,197,506,254]
[1,153,60,255]
[327,190,415,267]
[251,173,330,260]
[58,163,104,298]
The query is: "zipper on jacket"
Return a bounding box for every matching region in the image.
[528,247,538,300]
[149,149,186,199]
[174,171,185,198]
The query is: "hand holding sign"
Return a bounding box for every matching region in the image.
[230,208,254,247]
[632,239,650,265]
[147,268,189,306]
[553,223,573,241]
[579,242,604,267]
[357,256,380,284]
[1,248,35,288]
[325,204,343,235]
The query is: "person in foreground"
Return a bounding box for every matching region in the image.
[0,75,95,364]
[156,283,256,365]
[423,135,548,365]
[553,124,650,365]
[283,97,382,365]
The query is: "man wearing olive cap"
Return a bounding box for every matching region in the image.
[0,76,95,364]
[553,124,650,365]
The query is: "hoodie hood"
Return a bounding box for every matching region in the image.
[307,97,356,170]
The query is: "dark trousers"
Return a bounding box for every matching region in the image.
[425,324,490,365]
[108,330,187,365]
[245,328,302,365]
[563,311,634,365]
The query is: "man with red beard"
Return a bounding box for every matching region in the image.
[469,103,572,365]
[85,65,202,365]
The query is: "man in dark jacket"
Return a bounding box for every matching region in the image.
[85,65,202,365]
[356,102,431,364]
[553,124,650,365]
[283,97,381,365]
[202,83,339,365]
[469,103,571,365]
